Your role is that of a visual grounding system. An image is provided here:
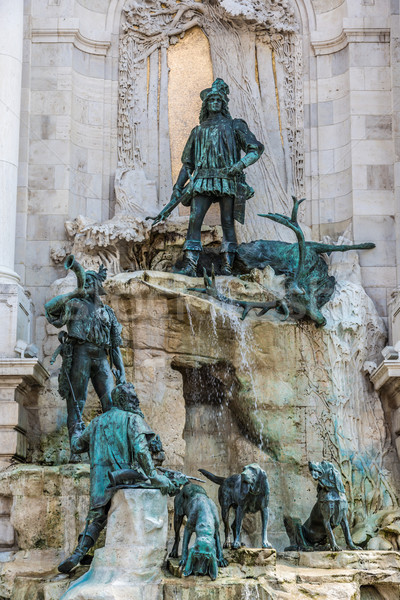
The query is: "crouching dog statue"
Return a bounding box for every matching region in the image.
[284,460,361,552]
[169,483,228,580]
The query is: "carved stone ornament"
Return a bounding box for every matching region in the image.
[117,0,304,242]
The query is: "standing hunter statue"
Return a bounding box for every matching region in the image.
[45,256,126,462]
[147,78,264,276]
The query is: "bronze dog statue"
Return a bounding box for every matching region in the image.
[284,460,361,551]
[199,463,271,549]
[169,483,228,580]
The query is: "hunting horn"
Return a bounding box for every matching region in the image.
[64,254,86,290]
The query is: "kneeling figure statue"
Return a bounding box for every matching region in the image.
[58,383,176,573]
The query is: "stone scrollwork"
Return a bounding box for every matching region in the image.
[51,214,223,276]
[117,0,304,241]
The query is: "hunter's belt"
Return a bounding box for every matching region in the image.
[196,168,234,179]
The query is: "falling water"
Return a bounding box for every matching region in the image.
[210,278,266,450]
[184,297,196,338]
[242,582,261,600]
[209,301,219,339]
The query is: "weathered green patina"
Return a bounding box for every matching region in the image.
[147,78,264,276]
[45,255,126,461]
[58,382,176,574]
[191,197,375,327]
[284,460,361,552]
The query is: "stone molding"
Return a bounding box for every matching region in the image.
[370,360,400,399]
[31,19,111,56]
[371,359,400,459]
[0,359,49,388]
[311,18,390,55]
[0,358,49,465]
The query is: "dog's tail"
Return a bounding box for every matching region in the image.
[198,469,226,486]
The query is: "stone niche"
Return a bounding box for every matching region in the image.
[115,0,304,243]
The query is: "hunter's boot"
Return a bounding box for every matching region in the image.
[178,250,200,277]
[68,423,83,464]
[58,534,94,573]
[220,252,235,276]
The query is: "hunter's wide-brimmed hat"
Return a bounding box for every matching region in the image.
[200,78,230,104]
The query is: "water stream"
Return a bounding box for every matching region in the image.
[212,278,266,450]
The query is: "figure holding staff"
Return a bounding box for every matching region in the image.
[45,256,126,462]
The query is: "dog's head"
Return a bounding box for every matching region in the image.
[308,460,345,494]
[182,537,218,580]
[240,463,268,498]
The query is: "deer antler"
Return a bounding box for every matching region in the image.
[188,267,289,321]
[258,196,306,295]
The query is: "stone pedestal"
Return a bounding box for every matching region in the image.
[61,489,168,600]
[371,288,400,460]
[388,288,400,348]
[0,359,49,467]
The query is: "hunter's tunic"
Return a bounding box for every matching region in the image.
[72,407,155,515]
[181,116,264,219]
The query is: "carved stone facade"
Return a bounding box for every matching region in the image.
[116,0,304,242]
[1,0,400,598]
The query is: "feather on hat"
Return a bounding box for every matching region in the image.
[86,263,107,283]
[200,78,230,104]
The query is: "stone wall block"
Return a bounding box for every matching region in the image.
[365,115,393,139]
[364,65,391,91]
[349,43,389,68]
[28,165,56,190]
[352,164,368,189]
[353,140,393,165]
[361,266,396,288]
[333,95,350,123]
[334,192,354,222]
[353,215,396,241]
[366,164,394,190]
[351,91,392,116]
[359,240,396,267]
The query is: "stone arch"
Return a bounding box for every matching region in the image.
[106,0,320,241]
[292,0,317,33]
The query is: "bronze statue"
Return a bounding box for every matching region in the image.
[58,383,177,574]
[199,463,271,550]
[169,483,228,580]
[147,78,264,276]
[191,196,375,327]
[284,460,361,552]
[45,255,126,462]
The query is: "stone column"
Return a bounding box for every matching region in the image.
[61,489,168,600]
[0,0,28,355]
[0,0,23,284]
[0,0,48,468]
